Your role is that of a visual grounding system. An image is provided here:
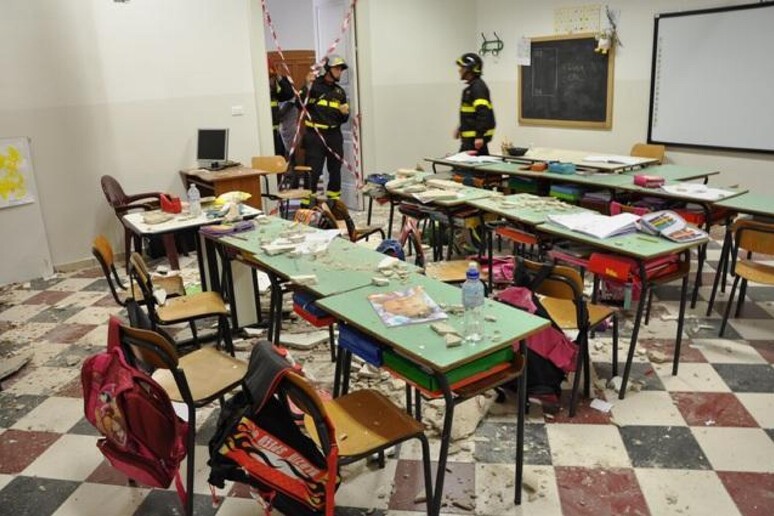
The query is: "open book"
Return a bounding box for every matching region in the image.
[639,210,708,243]
[547,212,640,240]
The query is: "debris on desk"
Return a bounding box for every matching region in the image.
[431,322,459,336]
[484,314,497,322]
[445,333,463,348]
[262,242,297,255]
[371,277,390,286]
[289,274,317,286]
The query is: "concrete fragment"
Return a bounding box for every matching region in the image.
[445,333,463,348]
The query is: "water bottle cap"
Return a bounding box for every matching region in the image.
[466,262,479,280]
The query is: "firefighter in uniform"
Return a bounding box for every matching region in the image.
[269,63,294,157]
[454,53,496,155]
[300,55,349,203]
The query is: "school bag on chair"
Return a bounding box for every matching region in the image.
[208,340,340,516]
[495,258,578,402]
[81,315,188,505]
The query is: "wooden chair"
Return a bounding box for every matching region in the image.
[251,155,312,218]
[516,258,618,417]
[630,143,666,164]
[719,219,774,336]
[117,323,246,516]
[294,372,433,514]
[92,235,185,307]
[100,175,182,271]
[317,199,385,243]
[129,252,232,349]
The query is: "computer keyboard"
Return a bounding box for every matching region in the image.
[208,161,240,171]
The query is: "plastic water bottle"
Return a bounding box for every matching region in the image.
[462,262,485,342]
[187,184,201,217]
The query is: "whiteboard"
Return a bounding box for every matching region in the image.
[0,137,54,286]
[648,3,774,153]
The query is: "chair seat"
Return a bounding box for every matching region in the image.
[736,260,774,285]
[539,297,616,329]
[152,347,246,404]
[424,260,488,283]
[353,225,384,240]
[304,390,424,458]
[131,275,186,302]
[271,188,312,201]
[157,291,229,323]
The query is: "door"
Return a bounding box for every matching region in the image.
[313,0,361,209]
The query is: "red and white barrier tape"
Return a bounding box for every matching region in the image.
[260,0,362,189]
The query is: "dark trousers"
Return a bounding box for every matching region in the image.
[303,128,343,195]
[273,130,286,158]
[460,138,490,156]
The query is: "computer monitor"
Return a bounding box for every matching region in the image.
[196,129,229,169]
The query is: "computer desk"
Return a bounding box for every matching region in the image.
[180,167,263,210]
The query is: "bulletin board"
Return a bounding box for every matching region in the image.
[519,34,614,129]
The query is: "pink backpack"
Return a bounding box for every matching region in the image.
[81,316,188,501]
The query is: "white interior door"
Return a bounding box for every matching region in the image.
[313,0,360,209]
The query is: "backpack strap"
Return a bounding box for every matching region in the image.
[243,341,295,412]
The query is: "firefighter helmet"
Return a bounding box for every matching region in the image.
[456,52,483,75]
[324,55,348,72]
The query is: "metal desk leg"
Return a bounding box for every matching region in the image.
[430,372,454,516]
[515,339,527,505]
[706,225,732,316]
[204,237,221,293]
[690,207,713,308]
[215,244,239,331]
[388,201,396,239]
[619,262,649,400]
[250,268,263,324]
[673,270,690,376]
[487,224,495,295]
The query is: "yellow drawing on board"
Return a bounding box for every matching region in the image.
[0,145,30,204]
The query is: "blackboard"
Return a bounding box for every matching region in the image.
[519,34,614,129]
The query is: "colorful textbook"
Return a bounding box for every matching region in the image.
[639,210,708,243]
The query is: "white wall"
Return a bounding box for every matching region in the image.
[263,0,315,51]
[0,0,267,268]
[357,0,477,174]
[476,0,774,192]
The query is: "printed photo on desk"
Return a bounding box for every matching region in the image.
[368,286,448,328]
[639,210,708,243]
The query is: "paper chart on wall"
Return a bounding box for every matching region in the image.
[0,138,35,208]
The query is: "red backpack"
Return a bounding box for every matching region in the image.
[81,316,188,502]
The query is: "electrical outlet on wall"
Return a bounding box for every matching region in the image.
[231,105,244,117]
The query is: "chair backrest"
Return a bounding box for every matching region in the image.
[92,235,128,306]
[101,175,129,208]
[119,323,181,371]
[630,143,666,164]
[733,219,774,256]
[251,155,288,174]
[129,252,160,320]
[518,258,584,301]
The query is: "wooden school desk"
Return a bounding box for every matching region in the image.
[180,167,264,210]
[316,272,549,515]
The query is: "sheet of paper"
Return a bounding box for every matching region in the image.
[660,184,736,200]
[516,37,531,66]
[584,155,643,166]
[443,152,502,164]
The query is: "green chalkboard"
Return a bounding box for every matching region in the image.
[519,34,614,129]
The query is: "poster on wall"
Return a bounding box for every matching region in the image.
[0,137,36,208]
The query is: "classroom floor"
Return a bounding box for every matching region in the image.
[0,209,772,516]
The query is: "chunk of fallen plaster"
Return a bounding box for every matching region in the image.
[371,277,390,286]
[445,333,463,348]
[431,322,459,336]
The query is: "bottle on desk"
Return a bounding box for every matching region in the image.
[187,184,201,217]
[462,262,485,343]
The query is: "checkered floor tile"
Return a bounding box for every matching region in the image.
[0,210,772,515]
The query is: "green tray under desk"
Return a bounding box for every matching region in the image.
[383,346,514,393]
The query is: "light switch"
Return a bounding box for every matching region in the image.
[231,105,244,116]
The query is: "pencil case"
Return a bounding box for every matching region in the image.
[547,162,577,175]
[633,174,665,188]
[338,323,383,366]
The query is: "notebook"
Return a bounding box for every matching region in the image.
[547,212,640,240]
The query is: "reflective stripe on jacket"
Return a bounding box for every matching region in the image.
[301,77,349,131]
[459,76,495,141]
